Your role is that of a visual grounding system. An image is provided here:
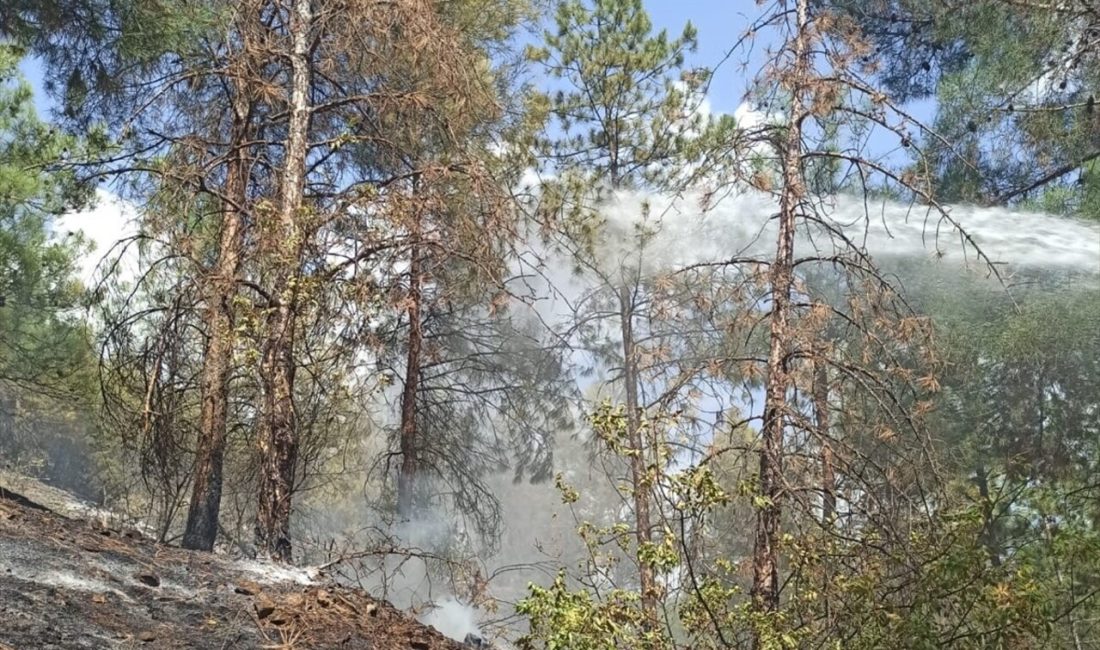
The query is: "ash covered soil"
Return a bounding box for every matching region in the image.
[0,481,469,649]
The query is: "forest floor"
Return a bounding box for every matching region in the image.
[0,475,470,649]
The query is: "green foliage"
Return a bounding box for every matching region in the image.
[529,0,736,196]
[517,572,659,650]
[2,0,222,125]
[0,44,98,492]
[670,464,729,512]
[890,263,1100,645]
[829,0,1100,214]
[798,501,1056,648]
[0,43,92,392]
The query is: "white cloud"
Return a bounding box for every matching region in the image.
[733,101,771,130]
[55,189,140,286]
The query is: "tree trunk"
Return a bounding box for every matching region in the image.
[752,0,811,636]
[255,0,312,562]
[975,463,1002,567]
[619,284,659,629]
[396,233,424,520]
[182,81,252,553]
[813,349,835,524]
[813,346,836,629]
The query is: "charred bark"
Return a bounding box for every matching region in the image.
[396,235,424,520]
[255,0,312,562]
[255,313,298,561]
[182,79,252,553]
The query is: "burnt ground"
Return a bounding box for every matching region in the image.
[0,482,470,650]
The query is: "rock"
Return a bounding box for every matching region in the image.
[134,573,160,588]
[234,580,261,596]
[283,592,305,608]
[137,630,157,643]
[255,595,277,620]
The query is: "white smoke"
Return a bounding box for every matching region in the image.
[511,186,1098,342]
[419,596,483,643]
[575,188,1100,280]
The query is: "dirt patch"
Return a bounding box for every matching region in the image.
[0,489,470,649]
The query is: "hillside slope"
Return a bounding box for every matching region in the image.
[0,483,471,649]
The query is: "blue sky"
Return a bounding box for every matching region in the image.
[641,1,757,114]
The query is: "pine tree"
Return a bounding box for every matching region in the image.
[0,43,96,474]
[825,0,1100,214]
[0,43,92,389]
[527,0,736,636]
